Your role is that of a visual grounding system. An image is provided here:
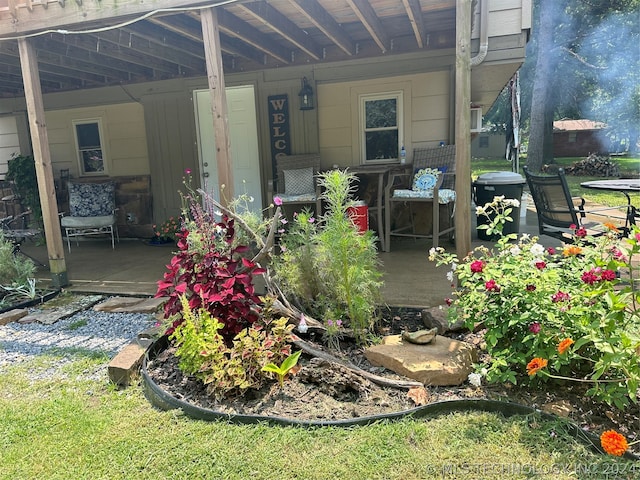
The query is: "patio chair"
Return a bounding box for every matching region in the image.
[1,210,44,266]
[523,166,627,242]
[267,153,322,215]
[60,181,119,252]
[384,145,456,251]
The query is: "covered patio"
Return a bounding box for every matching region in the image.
[21,207,563,307]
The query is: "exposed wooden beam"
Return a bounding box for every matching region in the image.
[219,33,267,65]
[288,0,355,56]
[402,0,427,48]
[217,8,290,64]
[200,7,234,203]
[345,0,390,53]
[150,13,204,43]
[237,1,323,60]
[120,20,205,60]
[17,37,68,287]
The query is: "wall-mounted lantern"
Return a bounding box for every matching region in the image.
[298,77,315,111]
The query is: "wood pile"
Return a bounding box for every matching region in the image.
[564,153,621,177]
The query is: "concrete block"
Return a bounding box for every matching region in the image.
[108,338,152,387]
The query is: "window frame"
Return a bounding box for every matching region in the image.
[359,91,403,164]
[72,118,108,176]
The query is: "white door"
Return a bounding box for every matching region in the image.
[194,86,262,213]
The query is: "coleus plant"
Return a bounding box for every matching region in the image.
[156,213,265,341]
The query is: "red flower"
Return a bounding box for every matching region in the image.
[581,270,598,285]
[575,226,587,238]
[600,269,616,281]
[470,260,485,273]
[551,290,570,303]
[535,261,546,270]
[526,284,536,291]
[445,298,453,306]
[547,247,556,255]
[600,430,628,456]
[529,322,541,334]
[485,279,500,292]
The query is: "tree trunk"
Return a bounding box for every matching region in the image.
[526,0,558,173]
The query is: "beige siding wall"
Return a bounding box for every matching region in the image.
[0,115,20,179]
[473,0,531,39]
[317,70,452,169]
[45,103,149,179]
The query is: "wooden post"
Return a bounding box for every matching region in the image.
[454,0,472,259]
[17,38,68,288]
[201,7,234,204]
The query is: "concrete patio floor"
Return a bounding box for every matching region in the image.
[21,207,562,308]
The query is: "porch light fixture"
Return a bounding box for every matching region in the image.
[298,77,315,111]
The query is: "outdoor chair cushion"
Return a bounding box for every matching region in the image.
[392,167,456,203]
[61,214,116,228]
[68,182,116,217]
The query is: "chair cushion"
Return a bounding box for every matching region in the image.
[284,168,315,196]
[412,168,440,191]
[393,188,456,204]
[69,182,116,217]
[61,214,116,228]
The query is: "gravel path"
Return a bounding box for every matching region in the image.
[0,309,156,377]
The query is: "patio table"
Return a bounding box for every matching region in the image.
[580,178,639,230]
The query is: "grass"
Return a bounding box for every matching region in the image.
[0,353,637,479]
[472,156,640,209]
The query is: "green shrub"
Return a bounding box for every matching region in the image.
[6,153,41,224]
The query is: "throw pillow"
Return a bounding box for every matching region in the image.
[69,182,115,217]
[412,168,440,191]
[284,167,315,196]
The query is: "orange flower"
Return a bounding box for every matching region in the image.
[562,245,583,257]
[558,338,574,355]
[526,357,548,376]
[603,222,619,232]
[600,430,628,456]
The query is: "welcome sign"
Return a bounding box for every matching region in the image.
[268,94,291,178]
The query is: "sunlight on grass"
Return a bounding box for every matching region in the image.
[1,355,636,479]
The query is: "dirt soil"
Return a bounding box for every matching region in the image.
[146,307,639,453]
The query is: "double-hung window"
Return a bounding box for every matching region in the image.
[73,119,106,175]
[360,92,403,163]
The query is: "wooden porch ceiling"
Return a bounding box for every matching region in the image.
[0,0,456,98]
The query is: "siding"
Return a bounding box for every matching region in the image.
[0,115,19,179]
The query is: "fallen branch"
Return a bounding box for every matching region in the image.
[291,334,423,390]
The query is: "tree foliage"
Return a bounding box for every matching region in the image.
[485,0,640,171]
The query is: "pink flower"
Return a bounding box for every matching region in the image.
[529,322,541,334]
[581,270,598,285]
[552,290,570,303]
[485,279,500,292]
[470,260,485,273]
[575,227,587,238]
[600,269,616,281]
[547,247,556,255]
[635,232,640,242]
[273,196,283,206]
[308,217,315,223]
[535,261,546,270]
[185,168,192,175]
[445,298,453,306]
[569,224,577,230]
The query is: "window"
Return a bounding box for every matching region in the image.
[73,119,106,175]
[568,132,577,143]
[360,92,403,163]
[479,136,489,148]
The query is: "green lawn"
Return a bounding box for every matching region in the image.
[0,353,637,480]
[472,156,640,209]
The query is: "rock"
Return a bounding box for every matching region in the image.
[541,399,574,418]
[402,327,438,344]
[364,335,477,386]
[421,306,465,334]
[108,338,153,387]
[0,308,28,325]
[94,296,166,313]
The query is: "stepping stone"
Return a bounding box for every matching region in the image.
[0,308,29,326]
[94,296,166,313]
[364,335,477,386]
[108,337,154,387]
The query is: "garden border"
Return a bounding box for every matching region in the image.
[0,289,60,314]
[141,336,639,461]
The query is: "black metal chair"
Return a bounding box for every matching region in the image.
[0,210,44,266]
[523,166,627,242]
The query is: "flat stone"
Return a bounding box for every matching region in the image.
[17,311,62,325]
[108,338,153,387]
[0,308,29,326]
[94,296,167,314]
[422,306,465,334]
[541,399,574,418]
[364,334,477,386]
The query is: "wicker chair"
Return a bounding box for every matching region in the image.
[384,145,456,251]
